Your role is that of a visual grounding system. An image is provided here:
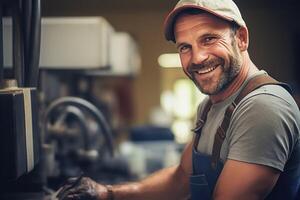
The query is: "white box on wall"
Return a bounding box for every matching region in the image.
[109,32,141,75]
[3,17,115,69]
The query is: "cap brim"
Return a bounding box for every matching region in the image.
[164,5,235,42]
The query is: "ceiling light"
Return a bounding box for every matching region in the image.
[158,53,181,68]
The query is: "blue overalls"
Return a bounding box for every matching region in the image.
[190,125,300,200]
[189,112,224,200]
[189,139,223,200]
[188,74,300,200]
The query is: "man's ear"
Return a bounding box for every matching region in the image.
[236,26,249,51]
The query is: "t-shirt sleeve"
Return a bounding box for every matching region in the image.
[226,91,297,171]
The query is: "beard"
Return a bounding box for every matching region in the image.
[188,52,243,95]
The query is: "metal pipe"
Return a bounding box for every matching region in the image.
[49,105,91,150]
[12,0,24,87]
[26,0,40,87]
[43,97,114,157]
[64,106,90,150]
[22,0,32,75]
[0,4,4,87]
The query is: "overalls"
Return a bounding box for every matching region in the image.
[190,123,223,200]
[189,99,224,200]
[188,74,300,200]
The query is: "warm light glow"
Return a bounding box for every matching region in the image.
[160,90,175,115]
[158,53,182,68]
[172,120,193,144]
[173,80,193,118]
[160,77,207,144]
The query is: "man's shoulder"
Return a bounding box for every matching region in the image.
[229,83,300,143]
[237,84,298,113]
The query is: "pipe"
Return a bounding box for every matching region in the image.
[12,0,24,87]
[50,105,91,150]
[22,0,31,74]
[43,97,114,157]
[26,0,40,87]
[0,4,4,87]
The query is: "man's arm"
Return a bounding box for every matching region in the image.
[110,141,193,200]
[58,141,193,200]
[213,159,280,200]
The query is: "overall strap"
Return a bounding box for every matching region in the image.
[192,100,212,149]
[211,74,286,169]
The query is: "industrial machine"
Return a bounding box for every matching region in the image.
[0,0,140,198]
[0,0,43,199]
[43,97,114,179]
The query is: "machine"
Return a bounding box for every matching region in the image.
[0,0,139,199]
[0,0,42,199]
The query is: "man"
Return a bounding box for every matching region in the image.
[57,0,300,199]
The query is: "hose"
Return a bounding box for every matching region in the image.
[12,0,24,87]
[50,105,91,150]
[22,0,32,78]
[43,97,114,157]
[0,4,4,87]
[26,0,40,87]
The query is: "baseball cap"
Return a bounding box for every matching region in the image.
[164,0,246,42]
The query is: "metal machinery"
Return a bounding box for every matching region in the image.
[43,97,115,182]
[0,0,142,198]
[0,0,42,199]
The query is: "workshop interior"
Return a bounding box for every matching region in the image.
[0,0,300,199]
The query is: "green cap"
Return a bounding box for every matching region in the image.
[164,0,246,42]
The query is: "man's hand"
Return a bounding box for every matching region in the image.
[56,176,108,200]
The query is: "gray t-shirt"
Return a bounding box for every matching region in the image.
[195,71,300,173]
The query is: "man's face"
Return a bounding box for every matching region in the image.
[174,13,244,95]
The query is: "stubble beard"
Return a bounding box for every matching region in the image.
[191,53,242,95]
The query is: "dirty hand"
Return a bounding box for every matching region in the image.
[56,176,108,200]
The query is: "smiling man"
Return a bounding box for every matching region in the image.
[163,0,300,199]
[57,0,300,199]
[174,12,245,98]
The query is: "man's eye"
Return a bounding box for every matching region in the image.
[178,45,190,53]
[203,37,216,44]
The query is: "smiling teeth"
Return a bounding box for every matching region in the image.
[197,66,218,74]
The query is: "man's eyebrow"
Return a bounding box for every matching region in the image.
[199,33,219,39]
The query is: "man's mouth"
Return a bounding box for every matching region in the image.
[188,57,224,77]
[196,65,219,74]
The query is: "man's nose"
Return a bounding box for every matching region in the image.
[191,49,208,65]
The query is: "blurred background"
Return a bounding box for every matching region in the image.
[0,0,299,199]
[41,0,300,142]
